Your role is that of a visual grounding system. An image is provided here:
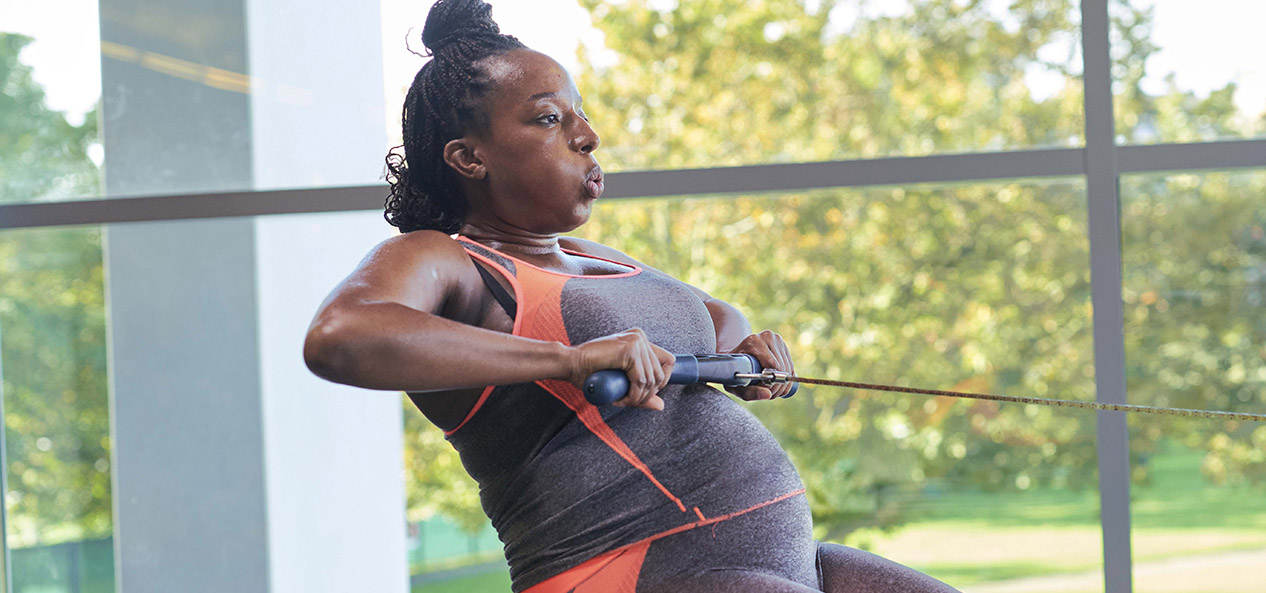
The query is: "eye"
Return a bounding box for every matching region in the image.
[538,113,561,125]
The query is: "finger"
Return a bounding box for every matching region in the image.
[773,334,796,398]
[646,342,668,392]
[643,394,665,411]
[728,384,773,401]
[748,335,780,373]
[630,350,653,406]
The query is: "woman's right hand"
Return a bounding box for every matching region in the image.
[568,328,675,410]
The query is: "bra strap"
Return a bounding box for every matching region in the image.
[470,256,517,321]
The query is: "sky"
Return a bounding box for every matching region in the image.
[2,0,1263,131]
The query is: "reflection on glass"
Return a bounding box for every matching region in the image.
[1113,1,1266,143]
[1122,171,1266,593]
[0,227,114,592]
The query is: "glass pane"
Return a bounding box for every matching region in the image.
[0,1,104,203]
[0,226,115,593]
[571,180,1100,589]
[380,0,1084,173]
[1114,1,1266,144]
[1122,170,1266,593]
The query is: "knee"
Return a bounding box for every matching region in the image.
[816,542,961,593]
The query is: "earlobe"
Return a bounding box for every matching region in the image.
[443,139,487,180]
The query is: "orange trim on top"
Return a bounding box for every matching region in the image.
[536,379,689,514]
[455,235,642,279]
[443,248,527,436]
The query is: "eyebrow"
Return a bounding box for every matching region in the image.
[526,91,583,105]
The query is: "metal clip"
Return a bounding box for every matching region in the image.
[734,369,791,385]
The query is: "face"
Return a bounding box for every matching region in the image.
[454,50,603,235]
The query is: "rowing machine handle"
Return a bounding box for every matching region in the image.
[582,353,797,405]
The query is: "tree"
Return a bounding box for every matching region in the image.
[0,33,99,205]
[0,32,110,547]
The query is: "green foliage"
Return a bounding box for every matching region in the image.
[0,32,108,546]
[0,33,100,205]
[402,398,488,533]
[0,226,111,547]
[575,0,1083,169]
[1120,171,1266,486]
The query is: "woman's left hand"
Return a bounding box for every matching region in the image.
[723,330,795,401]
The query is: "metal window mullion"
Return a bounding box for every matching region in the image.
[0,149,1087,230]
[3,141,1265,230]
[1117,139,1266,172]
[1082,1,1133,592]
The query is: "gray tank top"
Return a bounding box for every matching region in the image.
[439,238,805,591]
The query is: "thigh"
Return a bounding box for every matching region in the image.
[816,542,961,593]
[636,497,818,591]
[643,569,821,593]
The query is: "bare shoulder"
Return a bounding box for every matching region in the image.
[333,230,476,313]
[371,229,468,264]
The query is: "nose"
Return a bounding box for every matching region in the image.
[570,116,601,154]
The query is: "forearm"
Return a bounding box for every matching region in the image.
[305,301,573,392]
[705,298,754,353]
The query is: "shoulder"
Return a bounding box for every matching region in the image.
[367,229,471,269]
[347,230,479,306]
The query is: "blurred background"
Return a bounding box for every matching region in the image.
[1,0,1263,592]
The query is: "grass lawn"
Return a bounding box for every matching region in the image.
[858,441,1266,589]
[413,568,511,593]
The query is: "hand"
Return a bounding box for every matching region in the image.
[568,328,675,410]
[723,330,795,401]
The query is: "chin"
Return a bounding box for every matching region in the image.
[563,206,593,231]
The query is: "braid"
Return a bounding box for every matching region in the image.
[385,0,526,233]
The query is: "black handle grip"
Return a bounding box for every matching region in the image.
[582,353,797,405]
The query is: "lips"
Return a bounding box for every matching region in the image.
[584,166,604,199]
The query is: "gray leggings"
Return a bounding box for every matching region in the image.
[635,499,959,592]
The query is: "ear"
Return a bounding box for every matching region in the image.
[443,138,487,181]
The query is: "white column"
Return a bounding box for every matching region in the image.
[245,1,405,592]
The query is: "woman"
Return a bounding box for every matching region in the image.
[305,1,958,591]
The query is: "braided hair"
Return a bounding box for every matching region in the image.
[384,0,527,233]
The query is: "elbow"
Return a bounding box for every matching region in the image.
[304,315,356,384]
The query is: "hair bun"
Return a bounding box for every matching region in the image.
[422,0,502,54]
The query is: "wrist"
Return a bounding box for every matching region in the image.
[557,341,583,384]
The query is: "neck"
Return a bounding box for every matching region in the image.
[459,221,564,257]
